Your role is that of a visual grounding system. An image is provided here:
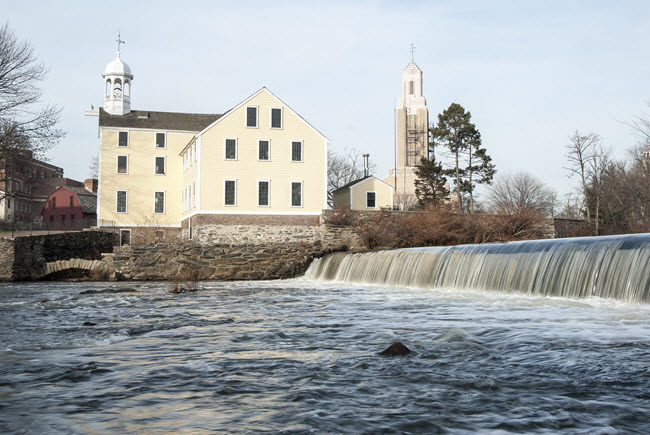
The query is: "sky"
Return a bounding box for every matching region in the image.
[4,1,650,202]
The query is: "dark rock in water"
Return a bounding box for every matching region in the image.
[79,288,137,295]
[379,342,412,356]
[40,298,50,303]
[83,321,97,326]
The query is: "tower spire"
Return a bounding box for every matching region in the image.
[116,32,125,57]
[410,43,415,63]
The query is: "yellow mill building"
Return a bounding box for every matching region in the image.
[87,48,328,244]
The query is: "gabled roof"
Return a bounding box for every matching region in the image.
[193,87,329,142]
[99,108,222,132]
[332,175,394,194]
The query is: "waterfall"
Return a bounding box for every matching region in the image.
[305,234,650,303]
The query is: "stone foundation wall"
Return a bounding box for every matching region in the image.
[190,224,363,250]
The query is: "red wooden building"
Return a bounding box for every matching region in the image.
[41,186,97,231]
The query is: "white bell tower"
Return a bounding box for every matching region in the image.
[102,34,133,116]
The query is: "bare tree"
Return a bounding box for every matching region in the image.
[327,148,376,206]
[89,153,99,178]
[564,130,601,220]
[487,171,556,217]
[0,22,64,197]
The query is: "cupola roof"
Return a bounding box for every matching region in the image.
[103,55,132,78]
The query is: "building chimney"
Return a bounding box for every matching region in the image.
[84,178,98,193]
[363,153,370,178]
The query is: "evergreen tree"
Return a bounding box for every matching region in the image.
[414,154,448,207]
[431,103,495,212]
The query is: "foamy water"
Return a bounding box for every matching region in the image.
[1,280,649,433]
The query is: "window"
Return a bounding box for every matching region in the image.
[70,195,74,207]
[224,180,236,206]
[61,214,66,225]
[258,180,270,206]
[193,142,197,162]
[258,140,270,161]
[118,131,128,147]
[409,80,414,95]
[71,214,75,225]
[52,197,56,208]
[116,190,127,213]
[366,191,377,208]
[246,106,258,128]
[155,156,165,175]
[117,155,128,174]
[105,79,111,96]
[49,215,53,222]
[192,181,196,208]
[291,181,302,207]
[271,107,282,128]
[7,199,10,209]
[120,229,131,246]
[154,191,165,214]
[188,185,192,208]
[291,141,303,162]
[189,145,193,162]
[225,138,237,160]
[156,132,166,148]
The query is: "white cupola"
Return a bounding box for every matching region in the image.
[102,36,133,116]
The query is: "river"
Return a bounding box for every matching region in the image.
[1,279,649,433]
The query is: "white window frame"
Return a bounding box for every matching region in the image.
[189,145,193,163]
[257,179,270,207]
[116,155,128,174]
[118,131,129,147]
[192,180,196,208]
[224,179,237,206]
[245,105,258,128]
[154,155,166,175]
[290,180,303,208]
[366,191,377,209]
[116,190,127,213]
[154,191,166,214]
[257,139,271,161]
[270,107,283,129]
[291,140,303,162]
[193,142,197,162]
[155,132,166,149]
[119,229,131,246]
[188,184,192,209]
[224,138,238,160]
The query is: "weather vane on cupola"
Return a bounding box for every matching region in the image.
[116,31,125,57]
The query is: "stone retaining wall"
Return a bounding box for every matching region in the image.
[0,231,116,281]
[100,242,337,281]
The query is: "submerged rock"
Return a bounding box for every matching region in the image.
[379,342,412,356]
[79,287,137,295]
[82,321,97,326]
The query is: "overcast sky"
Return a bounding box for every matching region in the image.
[5,1,650,201]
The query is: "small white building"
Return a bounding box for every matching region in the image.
[331,176,394,211]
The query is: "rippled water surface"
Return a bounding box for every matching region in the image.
[1,280,649,433]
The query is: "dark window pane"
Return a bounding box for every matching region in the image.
[118,131,128,147]
[70,195,74,207]
[225,139,237,159]
[155,192,165,213]
[258,141,269,160]
[367,192,376,208]
[156,133,165,148]
[291,182,302,207]
[117,191,127,213]
[225,180,236,205]
[246,107,257,127]
[117,156,128,173]
[271,108,282,128]
[258,181,269,206]
[291,141,302,161]
[155,157,165,174]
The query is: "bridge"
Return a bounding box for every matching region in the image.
[36,258,109,280]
